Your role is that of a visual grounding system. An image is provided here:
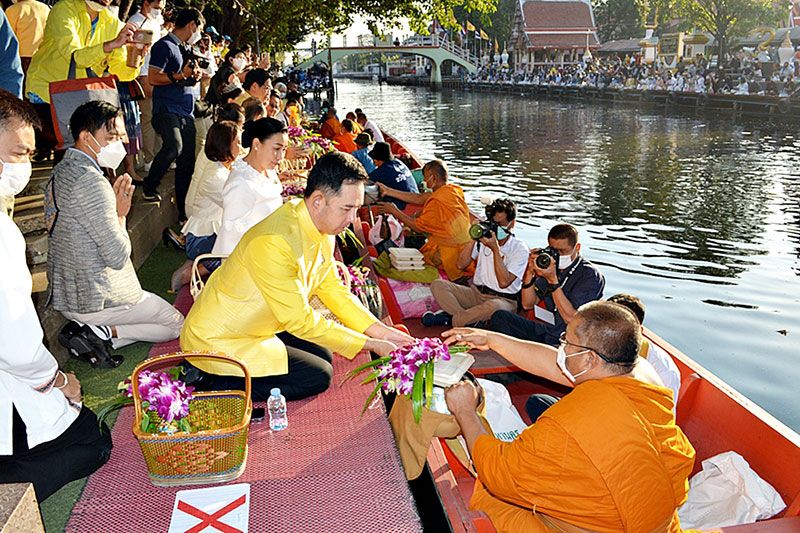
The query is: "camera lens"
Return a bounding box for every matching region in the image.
[535,253,552,269]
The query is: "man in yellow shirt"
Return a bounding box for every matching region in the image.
[5,0,50,74]
[181,151,413,401]
[442,301,695,532]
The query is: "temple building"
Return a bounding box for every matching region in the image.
[510,0,600,69]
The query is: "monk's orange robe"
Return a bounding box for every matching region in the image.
[471,377,695,532]
[414,184,473,280]
[320,117,341,140]
[333,131,357,153]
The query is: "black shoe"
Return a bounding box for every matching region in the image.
[131,179,146,188]
[143,189,161,202]
[421,311,452,327]
[162,227,185,251]
[58,321,124,368]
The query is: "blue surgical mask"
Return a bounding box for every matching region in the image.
[496,226,510,240]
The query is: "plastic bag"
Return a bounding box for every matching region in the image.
[678,451,786,529]
[476,378,528,442]
[368,214,404,247]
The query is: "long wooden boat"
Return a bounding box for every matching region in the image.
[362,132,800,532]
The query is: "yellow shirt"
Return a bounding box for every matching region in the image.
[180,199,378,377]
[5,0,50,58]
[26,0,139,102]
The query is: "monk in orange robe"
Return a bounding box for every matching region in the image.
[319,107,342,139]
[442,301,696,533]
[375,160,474,280]
[332,119,358,153]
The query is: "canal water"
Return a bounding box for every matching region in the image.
[334,79,800,433]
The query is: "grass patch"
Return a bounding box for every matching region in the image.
[40,244,185,532]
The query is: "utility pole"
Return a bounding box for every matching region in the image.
[327,34,335,104]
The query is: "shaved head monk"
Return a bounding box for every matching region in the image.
[442,301,695,532]
[376,159,473,280]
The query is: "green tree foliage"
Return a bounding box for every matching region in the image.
[191,0,497,51]
[593,0,645,41]
[677,0,785,59]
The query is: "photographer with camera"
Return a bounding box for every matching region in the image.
[488,223,604,345]
[425,199,528,327]
[144,8,204,221]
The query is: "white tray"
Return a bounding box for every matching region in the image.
[433,352,475,387]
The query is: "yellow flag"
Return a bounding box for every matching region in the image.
[480,29,489,40]
[448,12,458,26]
[466,21,476,32]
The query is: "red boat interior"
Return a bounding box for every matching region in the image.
[359,136,800,531]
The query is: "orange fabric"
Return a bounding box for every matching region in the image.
[332,131,357,153]
[414,184,473,280]
[320,117,341,140]
[471,376,695,532]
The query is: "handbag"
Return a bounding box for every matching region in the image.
[48,55,120,149]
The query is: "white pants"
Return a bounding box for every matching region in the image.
[62,291,184,349]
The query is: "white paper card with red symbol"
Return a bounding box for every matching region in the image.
[168,483,250,533]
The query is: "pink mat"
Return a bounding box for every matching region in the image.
[66,287,422,532]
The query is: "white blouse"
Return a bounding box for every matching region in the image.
[182,152,230,237]
[212,158,283,255]
[0,213,79,455]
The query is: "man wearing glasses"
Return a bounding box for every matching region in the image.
[441,301,695,532]
[489,222,605,345]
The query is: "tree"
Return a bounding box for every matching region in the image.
[593,0,645,42]
[676,0,784,60]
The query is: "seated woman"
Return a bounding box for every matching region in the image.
[47,101,185,367]
[212,117,286,256]
[170,121,241,291]
[0,92,111,500]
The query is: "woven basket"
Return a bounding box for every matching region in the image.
[131,352,252,487]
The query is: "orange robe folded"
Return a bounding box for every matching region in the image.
[414,184,473,280]
[332,131,357,153]
[471,376,695,532]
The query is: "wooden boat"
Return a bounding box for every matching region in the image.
[360,133,800,532]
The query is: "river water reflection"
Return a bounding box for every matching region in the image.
[334,79,800,433]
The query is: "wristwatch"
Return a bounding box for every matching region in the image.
[521,278,535,289]
[547,281,561,292]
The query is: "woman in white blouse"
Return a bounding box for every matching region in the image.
[170,121,241,291]
[212,117,288,255]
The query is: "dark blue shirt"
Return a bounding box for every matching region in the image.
[533,257,605,344]
[150,33,195,117]
[369,159,419,209]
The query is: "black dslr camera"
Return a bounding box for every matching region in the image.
[469,220,498,240]
[534,246,560,269]
[183,46,210,70]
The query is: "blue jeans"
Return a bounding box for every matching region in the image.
[525,393,560,422]
[489,310,562,346]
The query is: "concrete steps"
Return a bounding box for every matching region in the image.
[13,160,179,364]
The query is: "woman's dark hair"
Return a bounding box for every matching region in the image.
[69,100,123,140]
[241,117,287,148]
[305,152,367,198]
[242,97,266,123]
[204,121,239,163]
[215,102,244,124]
[224,48,244,63]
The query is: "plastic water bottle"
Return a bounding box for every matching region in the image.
[268,388,288,431]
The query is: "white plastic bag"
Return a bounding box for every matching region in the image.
[368,214,404,247]
[476,379,529,442]
[678,451,786,529]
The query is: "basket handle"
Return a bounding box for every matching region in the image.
[131,352,252,424]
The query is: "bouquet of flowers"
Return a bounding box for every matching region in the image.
[281,182,306,198]
[97,368,194,434]
[344,338,467,422]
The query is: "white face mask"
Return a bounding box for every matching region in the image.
[188,29,201,45]
[108,5,119,18]
[85,0,108,12]
[0,159,33,197]
[147,8,161,20]
[89,134,127,170]
[558,249,576,270]
[232,57,248,72]
[556,344,590,383]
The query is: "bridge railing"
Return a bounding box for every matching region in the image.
[403,34,478,66]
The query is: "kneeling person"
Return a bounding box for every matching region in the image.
[427,199,528,327]
[180,152,412,401]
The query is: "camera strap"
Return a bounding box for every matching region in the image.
[535,257,583,300]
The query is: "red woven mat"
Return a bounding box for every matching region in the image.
[67,288,421,532]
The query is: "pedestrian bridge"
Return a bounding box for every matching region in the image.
[296,36,479,87]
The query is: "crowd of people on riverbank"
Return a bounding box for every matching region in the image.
[2,2,697,530]
[470,51,800,97]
